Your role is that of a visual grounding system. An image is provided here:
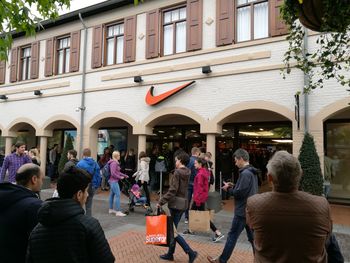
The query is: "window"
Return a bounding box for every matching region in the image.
[162,6,187,56]
[105,23,124,65]
[236,0,268,42]
[56,37,70,74]
[20,47,31,81]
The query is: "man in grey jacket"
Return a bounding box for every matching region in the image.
[208,148,258,263]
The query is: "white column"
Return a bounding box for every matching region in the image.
[138,135,146,155]
[206,134,216,192]
[5,137,13,155]
[39,136,48,176]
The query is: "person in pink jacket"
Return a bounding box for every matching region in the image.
[108,151,128,217]
[190,157,224,243]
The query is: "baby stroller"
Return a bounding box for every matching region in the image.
[120,181,153,216]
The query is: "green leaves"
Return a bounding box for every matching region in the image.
[0,0,70,61]
[280,0,350,94]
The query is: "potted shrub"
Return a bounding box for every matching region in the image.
[280,0,350,93]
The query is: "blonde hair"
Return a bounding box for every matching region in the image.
[112,151,120,160]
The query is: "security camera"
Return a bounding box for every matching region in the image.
[75,107,80,112]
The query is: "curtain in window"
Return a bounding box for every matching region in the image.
[254,2,268,39]
[107,39,114,65]
[65,48,70,72]
[58,50,64,74]
[176,21,186,53]
[116,36,124,64]
[237,6,251,42]
[22,59,27,80]
[163,24,173,55]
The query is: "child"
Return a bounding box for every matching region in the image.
[130,184,148,208]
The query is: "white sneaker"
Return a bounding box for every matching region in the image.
[109,209,116,214]
[115,211,126,217]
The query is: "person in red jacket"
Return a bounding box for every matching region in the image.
[187,157,224,243]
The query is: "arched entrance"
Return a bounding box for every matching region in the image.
[214,107,293,188]
[323,107,350,201]
[7,119,39,150]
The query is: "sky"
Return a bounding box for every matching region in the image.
[58,0,108,15]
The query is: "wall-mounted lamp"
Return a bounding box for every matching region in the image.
[134,76,143,83]
[0,95,8,100]
[202,66,212,74]
[34,90,42,96]
[75,106,86,112]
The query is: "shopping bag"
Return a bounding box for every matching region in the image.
[189,210,210,232]
[145,209,174,247]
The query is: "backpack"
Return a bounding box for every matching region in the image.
[102,162,111,181]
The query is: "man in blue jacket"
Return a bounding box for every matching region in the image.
[77,148,101,216]
[207,148,258,263]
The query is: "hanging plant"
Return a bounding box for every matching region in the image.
[280,0,350,94]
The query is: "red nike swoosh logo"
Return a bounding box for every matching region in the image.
[145,81,196,106]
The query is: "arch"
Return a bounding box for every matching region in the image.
[311,98,350,128]
[141,107,206,134]
[0,123,4,133]
[38,115,80,136]
[212,100,294,125]
[3,118,40,137]
[86,111,138,129]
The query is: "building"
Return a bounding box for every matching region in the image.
[0,0,349,202]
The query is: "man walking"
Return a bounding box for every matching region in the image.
[77,148,101,216]
[26,167,114,263]
[0,141,32,183]
[208,148,258,263]
[246,151,332,262]
[0,163,43,263]
[63,149,78,172]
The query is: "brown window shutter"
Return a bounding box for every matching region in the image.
[124,16,136,63]
[0,60,5,84]
[270,0,289,36]
[45,38,54,77]
[187,0,203,51]
[91,25,103,68]
[10,48,18,83]
[216,0,233,46]
[30,41,40,79]
[70,31,81,72]
[146,10,159,59]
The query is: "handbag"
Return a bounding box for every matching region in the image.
[145,208,174,247]
[168,196,188,211]
[189,210,210,232]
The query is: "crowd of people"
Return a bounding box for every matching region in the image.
[0,141,345,263]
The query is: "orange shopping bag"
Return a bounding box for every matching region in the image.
[145,214,168,245]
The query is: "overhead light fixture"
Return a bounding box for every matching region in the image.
[134,76,143,83]
[202,66,212,74]
[34,90,42,96]
[0,95,8,100]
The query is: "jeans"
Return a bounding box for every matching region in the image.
[184,183,194,220]
[219,215,254,263]
[167,208,194,256]
[85,185,95,217]
[324,184,331,198]
[109,181,122,211]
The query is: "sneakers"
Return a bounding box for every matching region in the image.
[108,209,116,214]
[183,229,194,235]
[212,233,224,243]
[184,218,189,224]
[207,256,220,263]
[115,211,127,217]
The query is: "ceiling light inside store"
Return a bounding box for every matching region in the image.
[259,128,264,131]
[223,129,228,132]
[158,130,165,133]
[190,130,196,133]
[272,139,293,143]
[239,131,274,137]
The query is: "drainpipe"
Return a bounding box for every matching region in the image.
[78,13,87,156]
[303,27,309,133]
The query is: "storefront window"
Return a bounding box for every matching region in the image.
[0,133,5,153]
[48,130,77,150]
[98,128,127,155]
[325,122,350,199]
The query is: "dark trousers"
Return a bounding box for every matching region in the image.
[184,183,194,220]
[191,203,217,233]
[137,180,150,205]
[166,208,194,256]
[219,215,254,263]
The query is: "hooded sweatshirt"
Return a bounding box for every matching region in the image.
[108,159,128,183]
[193,167,210,206]
[0,182,42,263]
[76,157,101,189]
[136,157,150,182]
[26,198,115,263]
[229,165,258,217]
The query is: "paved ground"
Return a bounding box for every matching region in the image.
[41,189,350,262]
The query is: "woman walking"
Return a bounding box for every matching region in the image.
[157,151,198,262]
[133,151,151,206]
[108,151,128,217]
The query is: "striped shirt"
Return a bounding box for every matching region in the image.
[0,153,32,183]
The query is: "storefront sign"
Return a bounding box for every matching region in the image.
[145,81,196,106]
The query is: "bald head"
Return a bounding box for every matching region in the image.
[16,164,43,191]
